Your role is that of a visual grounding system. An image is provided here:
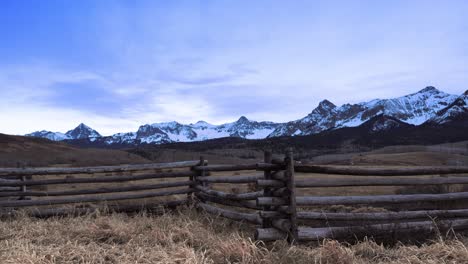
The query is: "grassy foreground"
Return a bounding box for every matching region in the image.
[1,208,468,264]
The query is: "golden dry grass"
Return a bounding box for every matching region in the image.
[2,208,468,264]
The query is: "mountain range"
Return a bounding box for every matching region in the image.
[25,86,468,146]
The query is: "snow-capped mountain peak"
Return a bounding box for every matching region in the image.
[192,120,215,128]
[65,123,101,140]
[317,99,336,111]
[24,87,467,145]
[417,86,439,94]
[25,130,69,141]
[237,116,249,123]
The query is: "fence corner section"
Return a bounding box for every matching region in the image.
[285,148,299,243]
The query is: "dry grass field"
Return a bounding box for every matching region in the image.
[2,208,468,264]
[2,139,468,263]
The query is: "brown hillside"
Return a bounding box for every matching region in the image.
[0,134,150,167]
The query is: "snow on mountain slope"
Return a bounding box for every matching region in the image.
[361,115,413,133]
[363,86,456,125]
[132,116,280,143]
[25,87,464,145]
[105,132,137,145]
[426,90,468,125]
[268,100,339,137]
[270,86,458,137]
[25,130,70,141]
[65,123,101,140]
[26,124,101,141]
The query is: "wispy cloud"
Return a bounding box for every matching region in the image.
[1,1,468,135]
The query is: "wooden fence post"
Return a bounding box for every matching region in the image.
[439,174,452,209]
[19,163,27,200]
[191,156,206,205]
[199,156,207,187]
[285,148,299,243]
[262,150,273,228]
[20,176,27,200]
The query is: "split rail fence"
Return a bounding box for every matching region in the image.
[2,149,468,243]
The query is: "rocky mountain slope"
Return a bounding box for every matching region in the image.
[268,86,458,137]
[26,123,101,141]
[25,87,467,145]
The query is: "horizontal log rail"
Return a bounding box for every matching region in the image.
[193,164,257,171]
[294,176,468,187]
[257,163,285,171]
[0,187,21,192]
[193,163,284,172]
[257,191,468,206]
[272,218,291,233]
[0,180,192,197]
[0,160,202,176]
[196,175,264,183]
[2,199,188,218]
[296,208,468,221]
[256,218,468,241]
[259,176,468,188]
[0,171,196,187]
[257,179,285,187]
[0,188,192,208]
[295,165,468,176]
[197,202,262,224]
[195,192,260,210]
[194,185,264,200]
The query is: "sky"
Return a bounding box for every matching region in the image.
[1,0,468,136]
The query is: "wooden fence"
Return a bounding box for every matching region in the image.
[2,150,468,243]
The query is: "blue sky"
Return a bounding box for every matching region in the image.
[1,0,468,135]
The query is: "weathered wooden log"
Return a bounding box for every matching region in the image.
[189,157,206,203]
[197,202,262,224]
[272,219,291,232]
[194,185,264,200]
[256,163,285,171]
[0,180,192,197]
[297,209,468,221]
[0,160,202,176]
[0,171,196,187]
[0,188,193,208]
[197,156,208,187]
[294,165,468,176]
[256,218,468,241]
[262,150,273,229]
[196,175,264,183]
[193,164,257,172]
[257,197,288,206]
[195,192,260,210]
[296,192,468,206]
[259,192,468,206]
[20,176,27,200]
[272,187,288,197]
[257,179,285,187]
[284,148,298,243]
[271,158,285,165]
[0,187,21,192]
[0,176,21,180]
[295,176,468,187]
[272,158,303,166]
[259,211,286,219]
[1,199,188,218]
